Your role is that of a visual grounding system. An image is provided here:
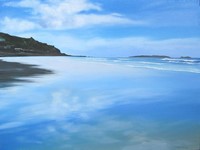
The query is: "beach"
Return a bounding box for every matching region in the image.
[0,57,199,150]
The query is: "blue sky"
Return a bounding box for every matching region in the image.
[0,0,200,57]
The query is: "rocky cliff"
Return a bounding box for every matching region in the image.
[0,32,68,56]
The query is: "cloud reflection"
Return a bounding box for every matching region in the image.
[0,57,199,150]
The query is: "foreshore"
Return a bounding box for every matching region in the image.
[0,59,53,88]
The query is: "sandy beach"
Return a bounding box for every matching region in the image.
[0,57,199,150]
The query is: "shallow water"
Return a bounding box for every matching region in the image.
[0,57,200,150]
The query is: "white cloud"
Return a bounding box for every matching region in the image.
[0,121,24,130]
[14,31,200,57]
[1,17,39,32]
[4,0,141,30]
[86,37,200,57]
[27,32,200,57]
[6,0,102,13]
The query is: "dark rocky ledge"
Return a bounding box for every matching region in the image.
[0,59,53,88]
[0,32,68,56]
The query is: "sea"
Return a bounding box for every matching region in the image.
[0,56,200,150]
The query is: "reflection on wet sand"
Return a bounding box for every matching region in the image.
[0,59,53,88]
[0,57,200,150]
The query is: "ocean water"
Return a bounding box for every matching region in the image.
[0,57,200,150]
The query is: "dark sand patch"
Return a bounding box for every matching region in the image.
[0,59,53,88]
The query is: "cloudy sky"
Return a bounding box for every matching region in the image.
[0,0,200,57]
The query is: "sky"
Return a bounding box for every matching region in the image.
[0,0,200,57]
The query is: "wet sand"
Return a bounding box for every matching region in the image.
[0,59,53,88]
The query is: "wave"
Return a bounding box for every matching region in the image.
[125,63,200,74]
[3,56,200,74]
[83,57,200,74]
[162,58,200,64]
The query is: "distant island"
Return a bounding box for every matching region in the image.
[130,55,193,59]
[130,55,171,58]
[0,32,68,56]
[180,56,192,59]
